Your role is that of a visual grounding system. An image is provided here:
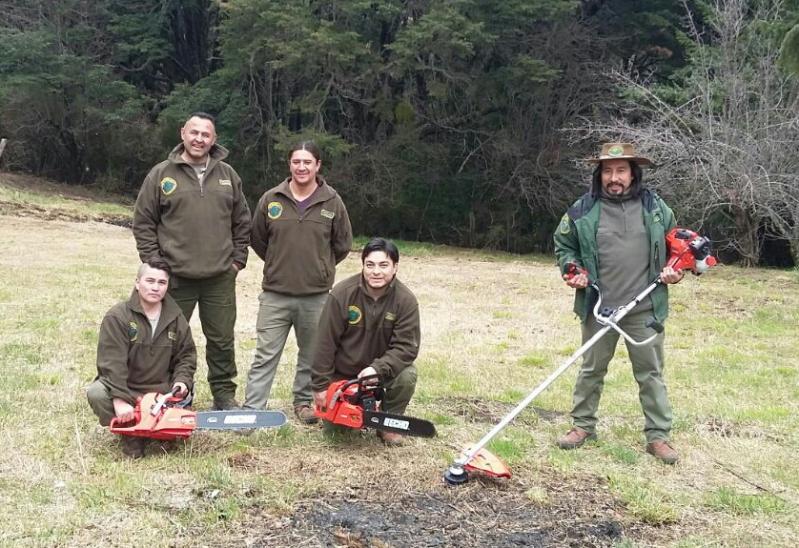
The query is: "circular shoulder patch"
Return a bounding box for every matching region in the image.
[559,213,571,235]
[348,305,362,325]
[267,201,283,220]
[608,145,624,157]
[160,177,177,196]
[128,321,139,342]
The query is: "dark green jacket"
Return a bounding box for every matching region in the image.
[95,291,197,404]
[251,177,352,296]
[553,189,677,323]
[311,274,420,391]
[133,143,251,279]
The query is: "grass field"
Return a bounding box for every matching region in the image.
[0,174,797,547]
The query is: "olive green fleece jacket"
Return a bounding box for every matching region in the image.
[311,274,420,391]
[553,189,677,323]
[95,291,197,404]
[251,178,352,296]
[133,143,251,279]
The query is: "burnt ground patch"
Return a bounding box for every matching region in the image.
[239,476,672,548]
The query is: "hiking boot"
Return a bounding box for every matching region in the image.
[212,397,240,411]
[294,404,319,425]
[556,427,596,449]
[646,440,679,464]
[120,436,146,459]
[377,430,404,447]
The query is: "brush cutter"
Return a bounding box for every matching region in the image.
[315,376,436,438]
[109,391,287,441]
[443,227,717,484]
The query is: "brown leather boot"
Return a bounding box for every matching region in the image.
[556,427,596,449]
[377,430,404,447]
[294,404,319,425]
[120,436,146,459]
[646,440,679,464]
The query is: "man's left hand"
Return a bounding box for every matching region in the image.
[660,266,684,284]
[313,390,327,409]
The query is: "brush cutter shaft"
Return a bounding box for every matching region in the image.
[455,278,662,468]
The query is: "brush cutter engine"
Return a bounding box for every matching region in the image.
[665,228,716,274]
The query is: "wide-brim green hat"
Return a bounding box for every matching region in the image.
[585,142,652,166]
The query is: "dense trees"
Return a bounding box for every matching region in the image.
[1,0,797,264]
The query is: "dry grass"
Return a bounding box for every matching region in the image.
[1,174,798,547]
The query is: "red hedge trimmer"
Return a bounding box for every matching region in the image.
[443,228,717,484]
[314,376,436,438]
[110,391,287,440]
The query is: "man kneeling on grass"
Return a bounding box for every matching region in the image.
[87,259,197,458]
[311,238,420,446]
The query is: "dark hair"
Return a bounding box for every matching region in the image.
[590,160,643,198]
[361,237,399,264]
[139,258,172,278]
[287,141,322,162]
[187,111,216,125]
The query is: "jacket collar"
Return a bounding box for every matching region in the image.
[168,143,229,169]
[127,290,183,325]
[357,275,397,302]
[274,176,336,205]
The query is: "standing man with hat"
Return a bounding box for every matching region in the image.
[553,142,684,464]
[133,112,251,410]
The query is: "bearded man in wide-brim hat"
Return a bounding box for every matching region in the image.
[552,142,685,464]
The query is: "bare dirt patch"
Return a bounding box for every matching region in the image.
[440,396,566,425]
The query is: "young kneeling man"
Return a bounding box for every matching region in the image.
[87,259,197,458]
[311,238,420,445]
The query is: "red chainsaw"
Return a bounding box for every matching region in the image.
[444,227,717,484]
[110,391,287,441]
[315,376,436,438]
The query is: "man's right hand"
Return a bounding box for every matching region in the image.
[112,398,135,423]
[313,390,327,410]
[563,271,588,289]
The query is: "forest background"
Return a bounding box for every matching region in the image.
[3,0,799,267]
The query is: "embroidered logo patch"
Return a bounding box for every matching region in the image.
[559,213,571,235]
[320,209,335,220]
[168,331,177,341]
[218,179,232,186]
[608,145,624,157]
[653,213,662,224]
[160,177,177,196]
[348,305,362,325]
[267,201,283,219]
[128,321,139,342]
[384,312,397,322]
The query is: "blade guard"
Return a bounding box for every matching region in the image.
[110,392,197,441]
[463,446,512,480]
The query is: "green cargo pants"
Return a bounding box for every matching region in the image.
[571,308,673,443]
[169,269,238,401]
[379,364,417,415]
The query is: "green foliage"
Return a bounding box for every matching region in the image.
[778,23,799,74]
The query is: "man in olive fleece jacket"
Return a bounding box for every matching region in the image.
[312,238,420,445]
[133,113,250,410]
[553,143,684,465]
[87,260,196,457]
[243,142,352,423]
